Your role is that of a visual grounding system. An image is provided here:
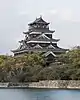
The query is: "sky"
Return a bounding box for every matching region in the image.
[0,0,80,55]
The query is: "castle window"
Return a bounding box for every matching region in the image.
[40,43,47,47]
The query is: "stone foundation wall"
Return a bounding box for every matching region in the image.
[1,80,80,89]
[28,80,80,89]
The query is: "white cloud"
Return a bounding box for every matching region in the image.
[39,9,72,21]
[49,9,58,15]
[40,9,58,16]
[46,8,73,21]
[40,8,80,23]
[59,9,73,21]
[18,8,80,23]
[57,8,80,22]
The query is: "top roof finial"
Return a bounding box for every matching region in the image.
[40,15,42,18]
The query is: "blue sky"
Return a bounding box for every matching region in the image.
[0,0,80,54]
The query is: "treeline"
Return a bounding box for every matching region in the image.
[0,48,80,82]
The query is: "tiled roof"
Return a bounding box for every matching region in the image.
[29,17,49,25]
[28,33,59,42]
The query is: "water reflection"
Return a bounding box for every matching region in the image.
[0,89,80,100]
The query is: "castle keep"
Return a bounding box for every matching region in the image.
[12,16,67,61]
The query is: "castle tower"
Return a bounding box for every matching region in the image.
[11,16,67,61]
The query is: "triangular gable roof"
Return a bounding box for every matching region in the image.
[43,51,56,57]
[38,33,50,39]
[33,44,42,49]
[47,44,55,49]
[30,33,50,41]
[29,33,59,42]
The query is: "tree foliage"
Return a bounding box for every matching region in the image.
[0,49,80,82]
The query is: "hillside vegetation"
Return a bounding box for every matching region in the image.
[0,49,80,82]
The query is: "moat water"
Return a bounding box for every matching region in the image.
[0,89,80,100]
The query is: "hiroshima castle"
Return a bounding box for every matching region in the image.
[12,16,67,61]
